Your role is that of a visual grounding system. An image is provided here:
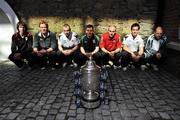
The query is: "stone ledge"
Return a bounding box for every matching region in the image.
[167,41,180,51]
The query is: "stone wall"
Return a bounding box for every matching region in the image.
[6,0,158,39]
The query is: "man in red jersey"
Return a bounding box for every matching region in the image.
[100,25,122,68]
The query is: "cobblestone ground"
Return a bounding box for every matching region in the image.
[0,61,180,120]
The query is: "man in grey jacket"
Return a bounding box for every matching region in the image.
[32,20,57,70]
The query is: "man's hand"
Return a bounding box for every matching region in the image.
[14,53,21,60]
[37,49,47,57]
[85,52,92,58]
[62,50,72,56]
[156,53,161,59]
[109,51,115,58]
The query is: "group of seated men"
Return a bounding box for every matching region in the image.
[8,20,167,71]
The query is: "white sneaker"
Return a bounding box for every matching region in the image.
[113,65,118,69]
[151,64,159,71]
[113,65,121,69]
[122,67,127,71]
[62,62,67,68]
[41,66,46,70]
[71,60,78,68]
[51,67,56,70]
[140,65,146,71]
[108,61,113,66]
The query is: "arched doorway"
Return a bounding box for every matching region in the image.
[0,0,19,61]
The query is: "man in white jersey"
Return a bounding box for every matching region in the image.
[121,23,144,71]
[57,24,80,67]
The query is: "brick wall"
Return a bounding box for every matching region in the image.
[162,0,180,42]
[5,0,158,38]
[162,0,180,79]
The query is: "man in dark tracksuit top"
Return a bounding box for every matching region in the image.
[79,24,101,66]
[143,26,167,71]
[8,21,33,68]
[32,20,57,70]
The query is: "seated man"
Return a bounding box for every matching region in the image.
[32,20,57,70]
[78,24,101,66]
[100,25,122,68]
[121,23,144,71]
[57,24,79,67]
[8,21,33,69]
[143,26,167,71]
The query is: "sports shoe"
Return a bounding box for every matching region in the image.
[113,65,121,69]
[108,61,113,66]
[71,60,78,68]
[140,65,146,71]
[62,62,68,68]
[122,67,127,71]
[51,67,56,70]
[151,64,159,71]
[41,66,46,70]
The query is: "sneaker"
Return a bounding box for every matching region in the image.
[41,66,46,70]
[108,61,113,66]
[51,67,56,70]
[122,67,127,71]
[71,60,78,68]
[113,65,118,69]
[62,62,67,68]
[151,64,159,71]
[140,65,146,71]
[113,65,121,69]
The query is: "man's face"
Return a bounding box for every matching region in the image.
[131,26,139,38]
[18,25,25,34]
[63,26,70,37]
[154,28,163,40]
[108,26,116,38]
[40,23,48,34]
[86,27,94,38]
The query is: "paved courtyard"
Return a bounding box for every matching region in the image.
[0,61,180,120]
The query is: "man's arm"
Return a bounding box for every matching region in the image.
[123,44,135,56]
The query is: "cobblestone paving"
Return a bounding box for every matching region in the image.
[0,62,180,120]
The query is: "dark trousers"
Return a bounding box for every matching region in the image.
[77,51,102,66]
[31,51,56,68]
[121,51,144,67]
[56,50,79,65]
[101,51,122,66]
[8,52,34,68]
[143,53,165,66]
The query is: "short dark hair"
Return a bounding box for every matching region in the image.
[86,24,94,29]
[16,21,27,32]
[131,23,140,30]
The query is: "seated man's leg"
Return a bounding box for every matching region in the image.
[113,52,122,66]
[56,51,66,67]
[23,52,35,68]
[48,51,57,68]
[101,51,110,66]
[76,52,88,66]
[92,51,102,66]
[121,51,131,68]
[31,52,47,68]
[8,52,25,68]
